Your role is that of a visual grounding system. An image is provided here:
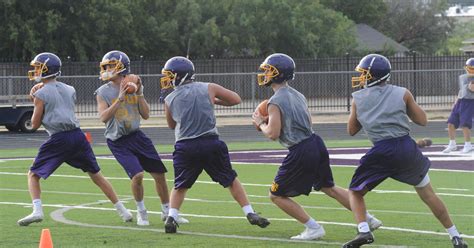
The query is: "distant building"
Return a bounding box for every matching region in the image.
[354,24,410,56]
[444,5,474,22]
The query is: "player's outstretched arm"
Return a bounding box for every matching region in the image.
[164,104,176,129]
[31,97,44,130]
[404,89,427,126]
[208,83,241,106]
[347,99,362,136]
[258,104,281,140]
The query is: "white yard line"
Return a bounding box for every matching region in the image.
[3,200,471,242]
[438,188,470,191]
[1,171,473,198]
[2,188,473,218]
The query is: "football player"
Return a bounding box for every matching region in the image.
[252,53,382,240]
[95,50,188,226]
[161,56,270,233]
[18,52,133,226]
[344,54,468,248]
[443,58,474,153]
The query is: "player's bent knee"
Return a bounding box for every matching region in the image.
[415,174,430,188]
[131,172,144,182]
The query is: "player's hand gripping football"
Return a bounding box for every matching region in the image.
[252,109,269,132]
[118,80,128,102]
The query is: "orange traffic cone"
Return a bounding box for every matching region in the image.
[39,228,53,248]
[85,132,93,144]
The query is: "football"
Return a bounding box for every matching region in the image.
[122,74,140,94]
[423,137,432,147]
[257,99,269,117]
[125,82,137,94]
[416,137,432,148]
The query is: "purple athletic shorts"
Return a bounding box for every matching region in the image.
[107,130,167,179]
[447,98,474,129]
[349,135,430,191]
[30,128,100,179]
[271,134,335,197]
[172,135,237,189]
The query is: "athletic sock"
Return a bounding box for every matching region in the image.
[114,201,127,211]
[358,222,370,233]
[32,199,43,215]
[304,218,321,229]
[464,141,471,147]
[136,200,146,211]
[449,140,456,146]
[366,212,374,221]
[447,225,460,239]
[161,203,170,214]
[168,208,179,219]
[242,204,254,215]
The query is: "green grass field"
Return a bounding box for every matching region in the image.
[0,140,472,247]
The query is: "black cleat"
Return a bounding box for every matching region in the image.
[452,236,468,248]
[246,213,270,228]
[342,232,374,248]
[164,216,179,234]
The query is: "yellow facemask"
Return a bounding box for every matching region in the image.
[257,64,279,86]
[351,67,372,88]
[160,70,176,89]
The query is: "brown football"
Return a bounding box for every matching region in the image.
[125,82,137,94]
[257,99,269,117]
[416,139,427,148]
[422,137,432,147]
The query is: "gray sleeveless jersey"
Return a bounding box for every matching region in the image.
[164,82,218,142]
[95,82,141,141]
[457,74,474,99]
[33,81,80,135]
[352,84,410,143]
[268,86,313,148]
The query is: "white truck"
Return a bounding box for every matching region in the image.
[0,76,35,132]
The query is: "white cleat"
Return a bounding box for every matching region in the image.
[461,145,473,153]
[137,209,150,226]
[17,213,44,226]
[290,225,326,240]
[442,145,457,153]
[161,211,190,224]
[368,216,383,231]
[176,216,189,224]
[117,208,133,222]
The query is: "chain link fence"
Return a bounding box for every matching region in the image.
[1,54,470,117]
[0,69,463,117]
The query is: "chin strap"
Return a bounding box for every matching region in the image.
[366,73,390,87]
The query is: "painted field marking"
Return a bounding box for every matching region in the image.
[1,156,473,173]
[2,188,474,218]
[262,152,474,161]
[1,171,474,198]
[438,188,470,191]
[3,200,472,242]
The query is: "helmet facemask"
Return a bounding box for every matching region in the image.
[257,63,279,86]
[351,67,372,88]
[100,59,126,81]
[28,60,49,82]
[465,65,474,75]
[160,70,176,90]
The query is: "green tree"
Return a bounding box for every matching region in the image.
[320,0,388,27]
[0,0,358,60]
[376,0,454,54]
